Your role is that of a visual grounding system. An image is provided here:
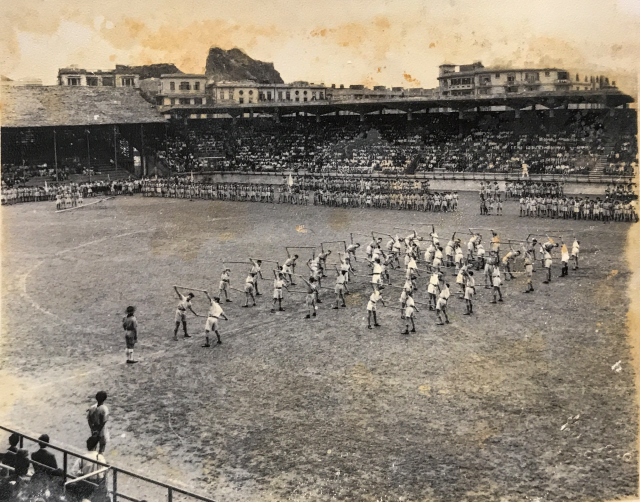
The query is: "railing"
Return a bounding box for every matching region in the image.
[0,425,215,502]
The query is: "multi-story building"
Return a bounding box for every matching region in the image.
[212,81,327,105]
[155,74,210,107]
[57,66,140,88]
[438,62,617,97]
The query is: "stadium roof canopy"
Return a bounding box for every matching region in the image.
[1,86,166,128]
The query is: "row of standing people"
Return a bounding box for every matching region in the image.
[518,196,638,222]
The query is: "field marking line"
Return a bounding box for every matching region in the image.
[19,229,157,322]
[56,228,156,256]
[55,197,115,213]
[18,260,60,319]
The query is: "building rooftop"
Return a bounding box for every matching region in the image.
[1,86,166,128]
[160,74,207,78]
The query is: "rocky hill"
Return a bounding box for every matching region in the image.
[116,64,182,79]
[205,48,283,84]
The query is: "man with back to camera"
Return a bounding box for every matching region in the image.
[87,391,110,454]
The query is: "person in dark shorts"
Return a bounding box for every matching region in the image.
[122,306,138,364]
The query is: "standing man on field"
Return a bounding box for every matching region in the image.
[122,306,138,364]
[87,391,110,454]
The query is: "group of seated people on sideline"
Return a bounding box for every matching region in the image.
[1,433,108,500]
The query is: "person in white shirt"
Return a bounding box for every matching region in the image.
[560,242,570,277]
[367,289,385,329]
[436,283,451,325]
[70,436,107,497]
[202,292,229,347]
[571,239,580,270]
[332,269,349,309]
[173,287,198,340]
[401,291,419,334]
[490,265,503,303]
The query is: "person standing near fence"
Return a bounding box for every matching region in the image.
[87,391,110,454]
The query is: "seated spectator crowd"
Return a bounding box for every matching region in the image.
[1,433,109,501]
[150,113,636,177]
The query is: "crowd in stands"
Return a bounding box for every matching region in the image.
[416,130,604,174]
[151,112,637,177]
[604,135,637,175]
[1,180,141,206]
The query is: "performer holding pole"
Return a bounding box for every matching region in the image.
[173,286,199,340]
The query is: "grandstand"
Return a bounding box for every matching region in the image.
[1,86,167,185]
[1,85,636,188]
[157,109,637,178]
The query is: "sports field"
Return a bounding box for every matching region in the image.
[0,193,637,502]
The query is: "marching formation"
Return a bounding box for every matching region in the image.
[137,224,585,360]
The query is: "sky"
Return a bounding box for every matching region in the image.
[1,0,639,95]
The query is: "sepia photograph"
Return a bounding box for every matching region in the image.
[0,0,639,500]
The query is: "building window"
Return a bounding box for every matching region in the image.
[239,90,244,95]
[194,81,200,91]
[86,77,99,86]
[278,91,283,100]
[156,96,164,105]
[507,74,516,83]
[102,77,114,86]
[303,97,307,102]
[239,97,244,104]
[295,90,299,95]
[545,71,551,77]
[67,77,81,86]
[267,91,272,100]
[179,82,191,91]
[249,90,253,95]
[170,98,176,105]
[121,77,135,87]
[320,93,324,99]
[303,90,307,95]
[495,73,500,78]
[295,97,299,102]
[249,98,253,103]
[194,97,203,105]
[178,98,190,105]
[286,91,291,100]
[170,82,175,91]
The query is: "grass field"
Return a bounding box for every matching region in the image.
[0,194,637,502]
